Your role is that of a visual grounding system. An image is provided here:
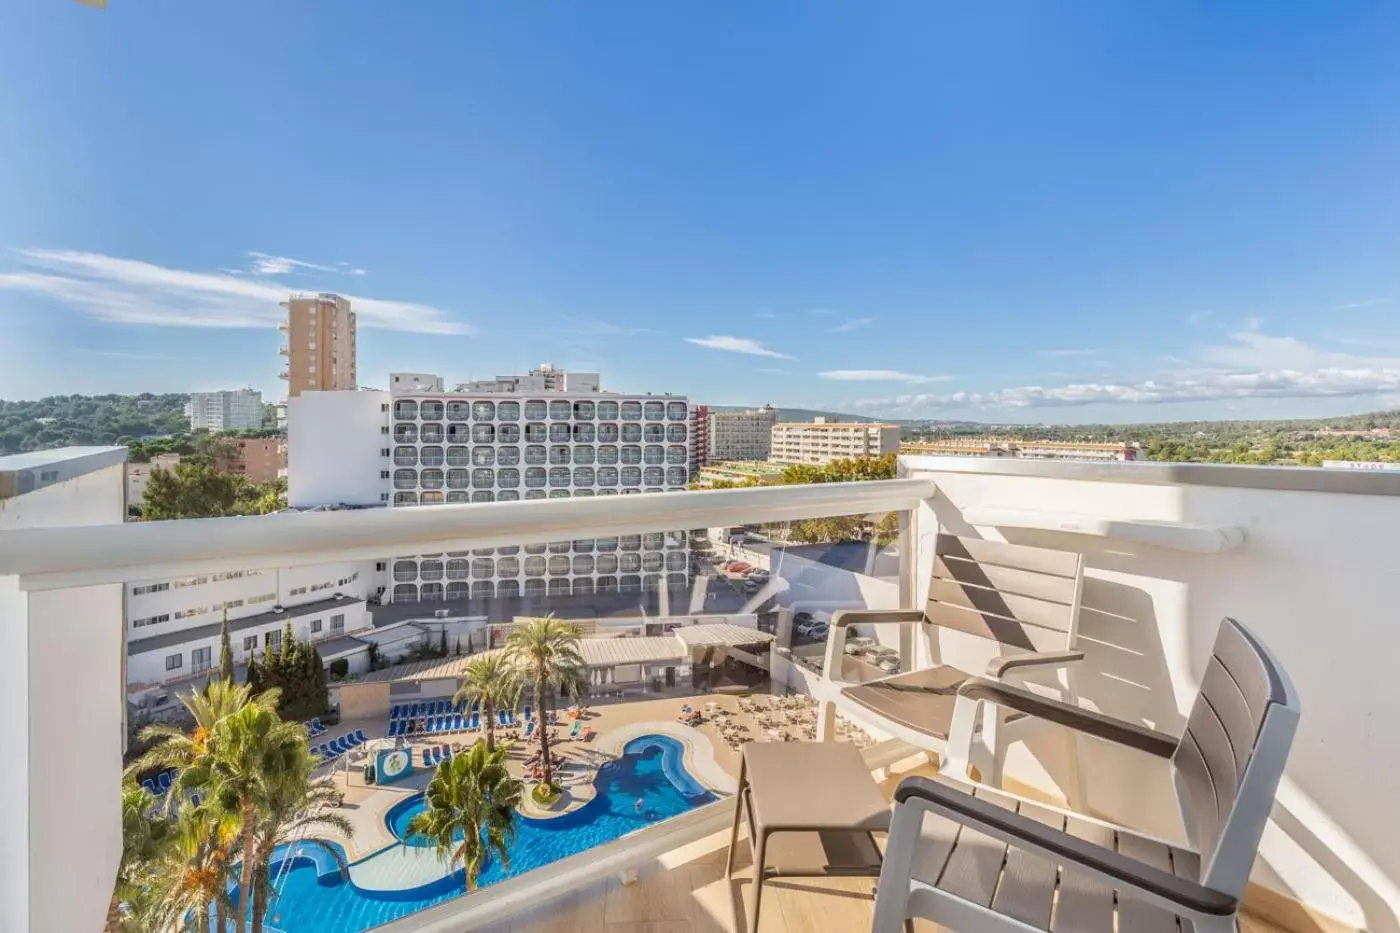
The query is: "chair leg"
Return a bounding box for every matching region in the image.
[817,700,837,742]
[748,832,767,933]
[872,807,919,933]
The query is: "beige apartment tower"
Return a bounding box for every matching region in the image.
[279,293,357,397]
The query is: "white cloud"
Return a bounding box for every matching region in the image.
[0,249,467,334]
[846,330,1400,414]
[828,316,874,333]
[247,252,367,276]
[559,318,658,337]
[1333,297,1388,311]
[1039,348,1102,358]
[683,335,793,359]
[819,370,952,384]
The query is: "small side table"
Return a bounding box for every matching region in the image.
[725,742,895,932]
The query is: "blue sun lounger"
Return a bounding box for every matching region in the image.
[353,729,367,744]
[421,747,433,767]
[524,720,536,739]
[469,711,480,731]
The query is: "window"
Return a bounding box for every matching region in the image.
[330,614,345,634]
[243,636,257,651]
[265,630,282,650]
[132,614,171,628]
[310,619,323,634]
[173,606,208,620]
[380,470,391,479]
[132,582,169,596]
[191,647,212,674]
[174,576,209,589]
[289,586,307,596]
[248,592,277,605]
[165,653,182,672]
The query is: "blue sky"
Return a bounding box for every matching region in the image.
[4,2,1400,424]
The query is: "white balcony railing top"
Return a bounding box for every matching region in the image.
[0,478,932,591]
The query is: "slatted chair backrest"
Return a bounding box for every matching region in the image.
[1174,618,1300,900]
[925,533,1085,654]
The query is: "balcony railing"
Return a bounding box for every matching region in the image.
[4,464,1397,933]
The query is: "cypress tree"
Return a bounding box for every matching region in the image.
[217,609,236,683]
[246,649,261,694]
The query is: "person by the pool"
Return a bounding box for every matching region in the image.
[634,798,644,814]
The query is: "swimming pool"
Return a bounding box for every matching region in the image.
[256,734,717,933]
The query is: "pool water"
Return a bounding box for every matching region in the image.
[257,734,717,933]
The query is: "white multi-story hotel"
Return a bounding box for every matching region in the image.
[185,388,265,431]
[287,365,693,604]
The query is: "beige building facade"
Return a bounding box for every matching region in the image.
[279,293,357,397]
[769,418,900,465]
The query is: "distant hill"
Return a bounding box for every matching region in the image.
[706,405,883,423]
[0,393,191,455]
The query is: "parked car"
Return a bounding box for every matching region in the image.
[798,621,829,641]
[793,611,815,627]
[747,568,771,581]
[743,579,762,593]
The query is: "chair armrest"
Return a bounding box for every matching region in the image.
[821,609,925,685]
[829,608,926,628]
[985,650,1086,677]
[958,677,1178,759]
[892,776,1236,917]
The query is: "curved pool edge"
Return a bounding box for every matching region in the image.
[592,720,738,795]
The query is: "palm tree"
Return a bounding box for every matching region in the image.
[406,743,523,892]
[126,681,281,813]
[107,779,174,931]
[248,746,353,933]
[186,700,308,933]
[452,653,522,753]
[151,804,240,932]
[503,616,585,788]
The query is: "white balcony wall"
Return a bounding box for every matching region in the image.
[902,455,1400,932]
[0,457,126,933]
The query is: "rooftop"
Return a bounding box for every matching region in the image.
[0,445,126,499]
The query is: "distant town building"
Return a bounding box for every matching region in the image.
[213,437,287,484]
[769,418,900,466]
[708,405,778,462]
[186,389,264,432]
[902,439,1143,462]
[690,404,711,475]
[280,293,357,398]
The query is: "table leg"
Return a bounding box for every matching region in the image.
[748,830,766,933]
[725,758,747,877]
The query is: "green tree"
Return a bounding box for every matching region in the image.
[126,681,281,810]
[452,653,522,753]
[406,743,523,892]
[107,779,175,931]
[248,750,353,933]
[150,804,240,932]
[218,610,236,684]
[140,461,242,520]
[503,616,585,788]
[185,700,307,933]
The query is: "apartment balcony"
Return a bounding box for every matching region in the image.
[0,458,1393,933]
